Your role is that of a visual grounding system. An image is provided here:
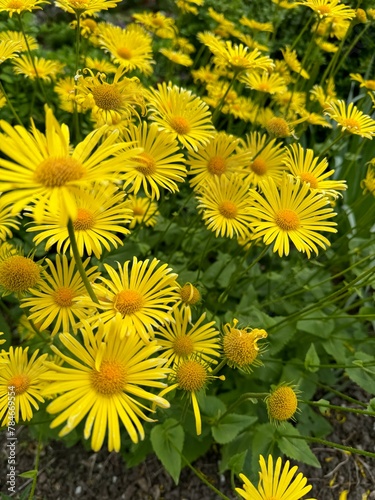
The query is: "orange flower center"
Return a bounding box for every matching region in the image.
[176,360,207,392]
[258,82,271,92]
[300,172,318,188]
[135,152,157,176]
[207,156,227,175]
[170,116,191,135]
[0,256,40,293]
[230,55,248,69]
[34,157,86,188]
[114,289,144,316]
[53,286,75,307]
[117,47,132,60]
[92,83,123,110]
[8,374,30,395]
[82,19,97,30]
[267,386,298,421]
[173,336,194,357]
[7,0,24,8]
[224,328,267,367]
[73,208,95,230]
[180,283,200,305]
[91,360,127,395]
[317,5,331,15]
[365,80,375,90]
[266,117,290,138]
[250,157,268,176]
[218,200,238,219]
[275,209,300,231]
[132,205,144,216]
[342,118,360,131]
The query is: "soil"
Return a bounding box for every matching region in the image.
[1,386,374,500]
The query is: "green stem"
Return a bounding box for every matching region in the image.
[73,12,82,143]
[196,232,214,281]
[282,434,375,459]
[331,23,371,80]
[301,399,375,417]
[67,219,99,304]
[318,131,344,160]
[313,381,368,408]
[217,392,268,423]
[211,358,228,376]
[290,13,313,50]
[212,73,239,125]
[0,80,24,126]
[28,437,42,500]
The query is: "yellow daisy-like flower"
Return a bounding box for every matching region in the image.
[212,42,274,74]
[223,318,267,373]
[0,89,6,109]
[249,173,337,258]
[155,307,220,368]
[0,197,20,241]
[298,0,356,20]
[281,46,309,79]
[0,347,48,426]
[0,31,38,52]
[90,257,179,342]
[70,17,99,39]
[147,82,215,152]
[196,174,253,239]
[21,255,99,336]
[12,56,64,82]
[240,132,286,187]
[122,121,187,200]
[42,320,170,451]
[55,0,120,15]
[176,282,201,320]
[133,11,177,39]
[85,56,117,74]
[236,33,269,52]
[127,195,159,228]
[0,107,136,223]
[272,90,306,113]
[236,455,315,500]
[361,163,375,196]
[0,0,48,16]
[240,70,287,95]
[324,100,375,139]
[27,183,132,259]
[240,16,274,32]
[54,76,81,113]
[265,384,300,424]
[175,0,204,16]
[0,253,41,296]
[159,48,193,67]
[75,67,146,126]
[350,73,375,91]
[315,38,338,53]
[284,143,347,198]
[191,65,220,85]
[98,23,154,75]
[0,39,21,63]
[188,132,250,189]
[173,37,195,55]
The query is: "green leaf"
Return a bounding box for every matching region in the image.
[297,311,334,338]
[200,395,226,419]
[269,320,297,355]
[150,418,184,484]
[212,414,257,445]
[277,423,321,468]
[251,424,277,476]
[367,398,375,412]
[304,343,320,372]
[346,352,375,395]
[19,470,37,479]
[228,451,247,475]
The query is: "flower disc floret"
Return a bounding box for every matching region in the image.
[0,255,40,294]
[266,385,298,422]
[176,359,207,392]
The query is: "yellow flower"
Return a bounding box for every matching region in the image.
[240,70,287,95]
[127,195,159,228]
[122,121,187,200]
[27,183,132,259]
[235,33,269,52]
[281,46,309,79]
[156,307,220,367]
[85,56,117,74]
[298,0,356,21]
[177,282,201,315]
[236,455,315,500]
[175,0,204,16]
[240,16,274,32]
[173,37,195,55]
[0,196,20,241]
[0,0,48,16]
[98,23,154,75]
[0,31,38,52]
[249,173,338,258]
[188,132,250,189]
[159,48,193,67]
[21,255,99,336]
[76,67,146,125]
[0,39,21,64]
[324,100,375,139]
[90,257,179,342]
[196,174,253,239]
[0,347,48,425]
[361,163,375,196]
[315,38,338,52]
[12,56,64,82]
[265,384,300,424]
[0,107,136,223]
[350,73,375,91]
[133,11,177,39]
[191,65,220,85]
[147,82,215,152]
[54,76,81,113]
[0,253,41,296]
[70,17,99,39]
[42,320,170,451]
[212,41,274,74]
[55,0,120,15]
[284,143,347,198]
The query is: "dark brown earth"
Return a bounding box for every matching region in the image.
[1,387,374,500]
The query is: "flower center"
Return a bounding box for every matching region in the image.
[82,19,97,31]
[117,47,132,60]
[300,172,318,188]
[91,359,127,395]
[317,5,331,15]
[342,118,360,131]
[0,256,40,293]
[207,156,227,175]
[365,80,375,90]
[176,360,207,392]
[7,0,24,8]
[132,206,144,216]
[114,289,144,316]
[224,328,267,367]
[8,374,30,395]
[135,152,157,176]
[170,116,191,135]
[53,286,75,307]
[34,157,86,188]
[230,55,248,70]
[180,283,200,305]
[267,386,298,421]
[258,82,271,92]
[275,209,300,231]
[173,336,194,357]
[92,83,123,110]
[266,117,290,138]
[73,208,95,230]
[218,200,238,219]
[250,157,267,176]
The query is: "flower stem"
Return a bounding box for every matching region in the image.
[212,73,239,125]
[317,132,344,160]
[28,437,42,500]
[0,80,23,126]
[67,219,99,304]
[331,23,371,80]
[301,399,375,416]
[217,392,268,423]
